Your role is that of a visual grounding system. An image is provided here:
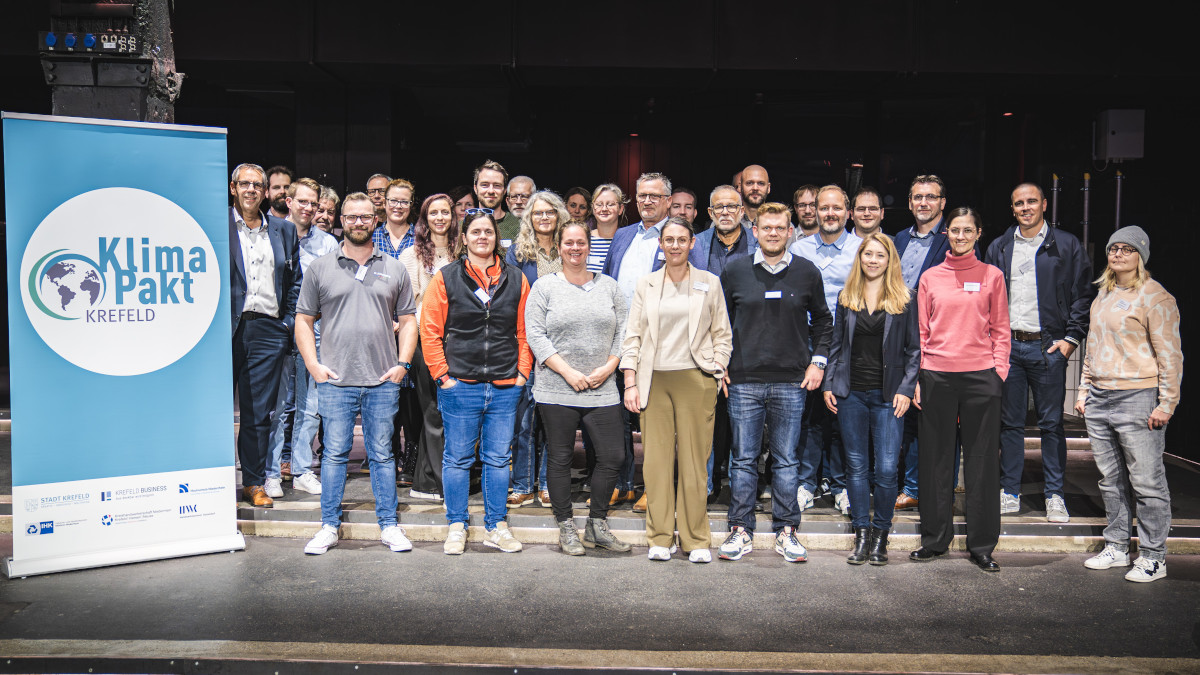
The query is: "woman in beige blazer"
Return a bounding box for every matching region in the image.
[620,216,732,563]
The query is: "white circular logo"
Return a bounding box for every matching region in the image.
[20,187,220,376]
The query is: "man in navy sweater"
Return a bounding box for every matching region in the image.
[717,202,833,564]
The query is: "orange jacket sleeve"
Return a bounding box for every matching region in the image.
[516,274,533,379]
[420,269,450,381]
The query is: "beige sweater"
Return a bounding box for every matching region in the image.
[400,246,453,326]
[1078,278,1183,414]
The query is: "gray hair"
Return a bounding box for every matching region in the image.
[708,184,742,205]
[319,186,340,206]
[636,172,672,197]
[513,190,569,263]
[508,175,537,193]
[366,173,392,185]
[230,162,265,182]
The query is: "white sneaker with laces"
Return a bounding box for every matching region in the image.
[718,526,754,561]
[775,526,808,562]
[483,522,523,552]
[444,522,466,555]
[647,544,677,561]
[1084,544,1131,570]
[264,477,284,498]
[1125,557,1166,583]
[293,472,322,495]
[408,489,442,501]
[797,486,815,511]
[1000,490,1021,514]
[834,491,851,516]
[1045,494,1069,523]
[380,525,412,552]
[304,525,339,555]
[689,549,712,563]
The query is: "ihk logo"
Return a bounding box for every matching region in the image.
[180,505,198,515]
[25,523,38,535]
[178,484,189,493]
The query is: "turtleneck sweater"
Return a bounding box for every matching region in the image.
[917,250,1011,378]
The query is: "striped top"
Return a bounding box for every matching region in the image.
[588,234,614,274]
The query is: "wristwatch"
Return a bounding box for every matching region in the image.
[437,374,452,386]
[398,360,412,370]
[812,361,826,370]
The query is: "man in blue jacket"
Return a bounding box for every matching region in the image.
[985,183,1092,523]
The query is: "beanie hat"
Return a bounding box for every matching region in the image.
[1107,225,1149,264]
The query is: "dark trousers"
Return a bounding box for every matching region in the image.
[392,383,422,477]
[411,343,445,495]
[999,337,1069,498]
[233,316,290,488]
[917,369,1002,557]
[540,402,625,521]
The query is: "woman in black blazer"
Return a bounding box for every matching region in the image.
[823,232,920,566]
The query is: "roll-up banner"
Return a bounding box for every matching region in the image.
[3,112,244,577]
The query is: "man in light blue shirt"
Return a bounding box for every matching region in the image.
[788,185,862,516]
[602,173,672,309]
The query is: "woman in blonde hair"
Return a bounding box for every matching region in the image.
[823,232,920,566]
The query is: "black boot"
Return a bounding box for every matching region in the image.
[847,527,870,565]
[868,527,889,565]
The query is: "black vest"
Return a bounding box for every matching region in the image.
[442,257,521,382]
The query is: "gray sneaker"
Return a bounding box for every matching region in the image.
[1045,494,1070,523]
[558,520,585,556]
[484,522,523,553]
[583,517,631,552]
[1000,490,1021,514]
[797,486,815,511]
[718,526,753,561]
[444,522,466,555]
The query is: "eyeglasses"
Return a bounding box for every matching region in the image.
[794,201,816,211]
[636,193,669,203]
[507,194,531,202]
[235,181,264,191]
[342,214,375,223]
[710,204,741,214]
[293,199,317,208]
[531,210,557,220]
[465,207,494,216]
[366,188,386,196]
[386,199,412,208]
[911,194,944,202]
[854,206,881,213]
[1108,245,1138,257]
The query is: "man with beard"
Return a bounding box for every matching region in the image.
[789,185,863,517]
[296,191,418,555]
[718,202,832,563]
[366,173,391,223]
[266,166,294,220]
[851,187,886,238]
[793,184,820,239]
[473,160,520,246]
[505,175,536,221]
[314,186,340,238]
[691,185,758,275]
[229,163,303,508]
[739,164,771,226]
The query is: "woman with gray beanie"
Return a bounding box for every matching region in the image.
[1075,225,1182,583]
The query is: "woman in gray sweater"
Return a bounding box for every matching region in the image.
[525,222,632,555]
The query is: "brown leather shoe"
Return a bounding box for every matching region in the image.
[895,493,918,511]
[280,461,292,479]
[586,489,635,507]
[538,490,551,507]
[242,485,274,508]
[632,493,649,513]
[507,492,535,508]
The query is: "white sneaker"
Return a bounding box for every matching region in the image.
[444,522,467,555]
[834,491,851,516]
[647,544,678,561]
[409,489,442,501]
[483,522,523,552]
[1000,491,1021,514]
[293,472,322,495]
[718,526,754,560]
[303,524,339,555]
[1045,494,1069,523]
[797,486,815,511]
[1084,544,1131,570]
[775,526,808,563]
[380,525,412,552]
[1125,557,1167,583]
[264,477,284,498]
[689,549,712,563]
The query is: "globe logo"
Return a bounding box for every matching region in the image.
[27,250,107,320]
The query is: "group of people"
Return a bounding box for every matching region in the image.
[228,159,1181,582]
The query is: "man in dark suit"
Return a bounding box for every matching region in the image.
[229,162,303,508]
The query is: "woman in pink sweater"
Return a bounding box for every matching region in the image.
[911,207,1010,572]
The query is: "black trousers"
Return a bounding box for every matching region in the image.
[540,402,625,521]
[392,383,423,477]
[917,368,1002,557]
[233,316,290,488]
[411,343,445,495]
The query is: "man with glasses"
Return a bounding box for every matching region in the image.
[505,176,536,222]
[792,185,820,239]
[265,177,339,499]
[986,182,1092,522]
[266,165,294,220]
[315,186,340,239]
[893,174,957,512]
[740,165,772,226]
[366,173,391,223]
[603,172,673,308]
[789,185,863,517]
[851,187,886,238]
[229,163,303,508]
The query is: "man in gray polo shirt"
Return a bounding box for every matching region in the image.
[296,191,418,555]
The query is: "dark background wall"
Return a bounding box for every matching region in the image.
[0,1,1194,456]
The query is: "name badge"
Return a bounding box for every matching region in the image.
[657,251,666,261]
[501,239,513,249]
[1116,299,1131,311]
[764,290,782,299]
[693,281,709,292]
[963,282,981,292]
[374,272,391,280]
[582,280,596,292]
[587,254,604,267]
[1019,260,1034,274]
[473,287,491,305]
[819,256,834,270]
[354,265,368,282]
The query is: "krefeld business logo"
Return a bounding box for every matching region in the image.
[20,187,220,376]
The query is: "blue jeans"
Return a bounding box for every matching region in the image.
[271,351,318,478]
[317,381,400,528]
[728,382,805,532]
[510,377,548,493]
[900,410,919,499]
[440,381,522,529]
[267,349,296,480]
[1084,387,1171,561]
[1000,338,1069,498]
[838,389,904,530]
[798,388,844,494]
